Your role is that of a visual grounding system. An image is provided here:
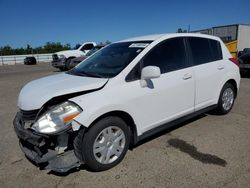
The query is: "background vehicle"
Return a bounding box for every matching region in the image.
[24,56,37,65]
[52,42,96,71]
[238,48,250,73]
[68,45,105,69]
[14,33,240,173]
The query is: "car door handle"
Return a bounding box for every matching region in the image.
[217,65,225,70]
[183,73,192,80]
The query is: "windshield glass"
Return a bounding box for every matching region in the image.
[86,46,102,56]
[74,44,81,50]
[68,41,152,78]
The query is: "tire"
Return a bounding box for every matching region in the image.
[214,82,236,115]
[65,59,73,70]
[74,116,130,171]
[59,67,66,71]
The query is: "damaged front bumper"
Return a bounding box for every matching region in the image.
[13,112,82,173]
[51,59,66,68]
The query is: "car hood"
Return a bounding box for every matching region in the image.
[18,73,108,110]
[56,50,84,58]
[56,49,78,55]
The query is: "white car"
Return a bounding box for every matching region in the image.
[14,33,240,173]
[52,42,96,71]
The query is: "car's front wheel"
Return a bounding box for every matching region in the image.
[74,116,130,171]
[65,58,73,70]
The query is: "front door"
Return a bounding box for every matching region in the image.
[125,37,195,135]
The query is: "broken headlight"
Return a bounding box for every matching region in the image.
[32,101,82,134]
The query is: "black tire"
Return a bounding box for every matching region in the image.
[59,67,66,71]
[65,58,73,70]
[74,116,130,171]
[214,82,236,115]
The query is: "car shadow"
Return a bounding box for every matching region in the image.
[134,113,227,167]
[53,70,63,73]
[167,138,227,167]
[48,164,87,176]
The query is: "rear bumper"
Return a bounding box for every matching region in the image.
[13,112,81,173]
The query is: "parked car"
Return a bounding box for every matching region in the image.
[52,42,96,71]
[24,56,37,65]
[69,45,105,69]
[14,33,240,173]
[238,48,250,72]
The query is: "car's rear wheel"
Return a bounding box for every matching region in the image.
[74,116,130,171]
[214,82,236,115]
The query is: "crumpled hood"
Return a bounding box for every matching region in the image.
[18,73,108,110]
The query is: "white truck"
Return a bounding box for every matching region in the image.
[52,42,96,71]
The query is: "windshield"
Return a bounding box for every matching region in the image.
[86,46,103,56]
[68,41,151,78]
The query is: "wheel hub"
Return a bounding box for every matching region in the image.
[222,88,234,111]
[93,126,126,164]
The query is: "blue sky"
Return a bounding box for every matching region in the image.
[0,0,249,48]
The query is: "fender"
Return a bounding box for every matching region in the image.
[215,70,240,103]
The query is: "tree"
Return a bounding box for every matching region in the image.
[177,28,187,33]
[26,44,33,54]
[74,43,81,49]
[1,45,14,55]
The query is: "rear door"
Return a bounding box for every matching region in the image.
[186,37,225,111]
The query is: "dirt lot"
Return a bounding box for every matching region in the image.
[0,63,250,188]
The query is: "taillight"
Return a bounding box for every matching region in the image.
[229,58,240,67]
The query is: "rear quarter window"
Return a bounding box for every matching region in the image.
[188,37,222,65]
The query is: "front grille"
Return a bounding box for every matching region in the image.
[20,109,40,122]
[52,54,59,61]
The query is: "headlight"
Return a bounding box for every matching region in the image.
[32,101,82,134]
[59,55,66,60]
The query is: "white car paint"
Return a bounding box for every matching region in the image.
[18,73,108,110]
[18,33,240,137]
[55,42,97,58]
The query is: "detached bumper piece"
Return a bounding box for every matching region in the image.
[13,112,81,173]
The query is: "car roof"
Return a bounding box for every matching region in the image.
[119,33,221,42]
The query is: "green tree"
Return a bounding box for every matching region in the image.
[177,28,187,33]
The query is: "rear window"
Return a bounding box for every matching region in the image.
[188,37,222,65]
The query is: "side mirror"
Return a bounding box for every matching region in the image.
[140,66,161,87]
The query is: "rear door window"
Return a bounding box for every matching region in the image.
[209,39,222,61]
[188,37,222,65]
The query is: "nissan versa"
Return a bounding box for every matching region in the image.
[14,33,240,172]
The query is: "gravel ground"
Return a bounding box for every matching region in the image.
[0,63,250,188]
